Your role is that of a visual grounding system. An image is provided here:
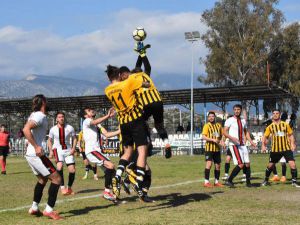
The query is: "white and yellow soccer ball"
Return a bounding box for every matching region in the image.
[132,27,147,41]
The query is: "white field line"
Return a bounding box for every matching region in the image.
[0,172,262,213]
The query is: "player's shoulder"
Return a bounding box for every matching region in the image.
[49,125,57,132]
[29,111,46,123]
[224,117,234,125]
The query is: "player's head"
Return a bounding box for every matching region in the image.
[32,94,47,112]
[55,111,65,125]
[131,67,143,73]
[105,65,120,82]
[119,66,131,81]
[272,109,281,121]
[0,124,6,132]
[207,111,216,123]
[233,104,242,117]
[82,107,96,118]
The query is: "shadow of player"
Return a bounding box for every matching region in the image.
[76,188,102,194]
[62,203,116,218]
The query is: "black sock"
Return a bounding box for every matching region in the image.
[225,163,230,174]
[273,165,278,175]
[47,183,60,208]
[245,166,251,181]
[85,165,90,172]
[127,162,136,171]
[57,170,64,186]
[142,169,152,191]
[282,164,287,176]
[33,182,46,203]
[104,169,115,189]
[204,168,210,180]
[214,169,220,181]
[68,172,75,187]
[265,167,273,181]
[242,165,247,175]
[92,166,97,175]
[228,166,241,182]
[136,166,145,187]
[116,159,129,178]
[291,168,297,183]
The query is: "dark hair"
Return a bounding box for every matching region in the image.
[80,107,91,118]
[32,94,46,112]
[55,111,65,118]
[105,65,120,81]
[208,111,216,116]
[0,124,7,128]
[272,109,280,113]
[233,104,242,110]
[131,67,143,73]
[119,66,130,74]
[281,112,288,121]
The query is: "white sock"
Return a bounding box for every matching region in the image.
[45,204,53,213]
[60,186,65,190]
[204,179,209,184]
[215,179,219,184]
[224,173,228,177]
[31,201,39,211]
[85,171,88,175]
[104,188,110,192]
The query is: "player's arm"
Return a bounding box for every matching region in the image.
[71,134,77,155]
[23,121,43,157]
[99,125,121,138]
[90,108,115,126]
[287,124,296,151]
[245,128,256,147]
[223,126,239,145]
[261,126,270,153]
[77,134,83,152]
[47,137,54,158]
[8,135,12,152]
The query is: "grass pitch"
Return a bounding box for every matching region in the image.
[1,154,300,225]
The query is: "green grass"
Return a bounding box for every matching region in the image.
[1,154,300,225]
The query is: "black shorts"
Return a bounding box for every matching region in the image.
[120,118,148,147]
[269,151,295,163]
[226,148,232,157]
[143,101,164,124]
[205,151,221,164]
[81,151,87,160]
[0,146,9,157]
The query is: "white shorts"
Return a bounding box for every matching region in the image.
[53,148,75,165]
[229,145,250,165]
[86,150,110,167]
[26,155,56,177]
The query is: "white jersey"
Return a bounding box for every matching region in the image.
[224,116,247,146]
[26,111,48,156]
[82,118,101,154]
[49,124,75,150]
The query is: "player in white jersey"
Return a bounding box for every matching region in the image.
[223,104,256,188]
[48,112,77,195]
[82,107,119,202]
[23,95,63,220]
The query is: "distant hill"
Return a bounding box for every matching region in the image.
[0,74,108,98]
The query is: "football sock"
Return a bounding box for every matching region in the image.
[104,169,115,189]
[245,166,251,181]
[143,169,152,191]
[204,168,210,181]
[47,183,60,208]
[1,159,6,171]
[272,165,278,175]
[31,201,39,211]
[33,182,46,204]
[225,163,230,174]
[242,165,247,176]
[228,166,241,182]
[282,164,287,177]
[57,170,64,187]
[92,166,97,175]
[85,165,90,172]
[265,167,273,181]
[291,168,297,183]
[68,172,75,188]
[116,159,129,177]
[45,204,53,213]
[136,166,145,188]
[214,169,220,181]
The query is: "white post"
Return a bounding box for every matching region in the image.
[190,41,194,156]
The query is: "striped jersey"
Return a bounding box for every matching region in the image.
[264,121,293,152]
[202,122,222,152]
[135,72,161,107]
[105,73,144,124]
[224,116,247,146]
[48,124,75,150]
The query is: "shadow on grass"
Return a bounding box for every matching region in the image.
[8,171,32,175]
[76,188,102,194]
[62,203,116,217]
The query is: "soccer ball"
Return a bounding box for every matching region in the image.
[132,27,147,41]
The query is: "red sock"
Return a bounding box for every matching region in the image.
[1,159,6,171]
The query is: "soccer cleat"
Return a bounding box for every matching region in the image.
[224,181,234,188]
[103,191,116,201]
[42,210,63,220]
[270,176,280,182]
[122,177,131,195]
[60,187,67,195]
[93,174,99,181]
[292,182,300,188]
[246,181,252,188]
[82,174,88,180]
[28,208,41,216]
[140,194,155,203]
[1,171,6,175]
[64,187,75,195]
[112,176,121,198]
[203,182,213,188]
[214,183,224,187]
[165,144,172,159]
[261,180,271,186]
[280,176,286,182]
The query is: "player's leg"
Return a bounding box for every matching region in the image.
[270,164,280,182]
[214,152,223,187]
[28,175,48,215]
[261,153,280,186]
[81,151,90,179]
[103,160,116,201]
[280,156,287,182]
[225,146,244,187]
[65,154,76,195]
[242,147,252,187]
[56,161,65,194]
[222,149,231,180]
[284,151,299,187]
[204,152,213,187]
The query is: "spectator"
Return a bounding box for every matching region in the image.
[176,123,184,133]
[0,124,12,175]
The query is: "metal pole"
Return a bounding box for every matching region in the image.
[190,41,194,156]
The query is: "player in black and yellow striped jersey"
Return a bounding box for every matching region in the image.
[261,109,299,187]
[105,65,150,200]
[119,46,171,159]
[202,111,224,187]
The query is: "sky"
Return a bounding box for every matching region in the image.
[0,0,299,88]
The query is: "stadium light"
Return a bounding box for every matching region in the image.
[185,31,200,156]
